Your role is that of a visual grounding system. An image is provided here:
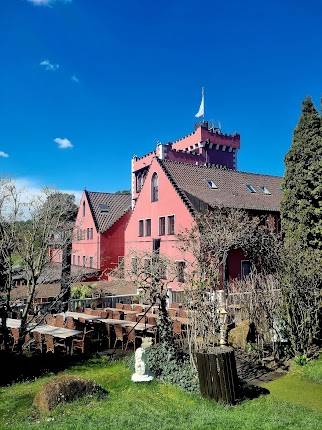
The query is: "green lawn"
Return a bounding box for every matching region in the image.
[0,356,321,430]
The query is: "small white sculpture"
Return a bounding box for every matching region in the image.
[131,337,154,382]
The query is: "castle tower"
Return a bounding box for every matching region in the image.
[131,121,240,208]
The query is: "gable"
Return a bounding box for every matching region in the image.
[126,157,195,239]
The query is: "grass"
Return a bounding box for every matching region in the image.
[0,356,321,430]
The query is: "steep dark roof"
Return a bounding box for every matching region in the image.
[85,191,131,233]
[159,160,283,213]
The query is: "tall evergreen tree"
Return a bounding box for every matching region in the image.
[281,97,322,251]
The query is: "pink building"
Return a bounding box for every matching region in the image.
[51,191,131,277]
[125,122,282,291]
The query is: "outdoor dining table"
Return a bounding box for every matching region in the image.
[31,325,82,338]
[58,311,102,321]
[174,317,190,326]
[31,324,82,355]
[97,318,155,348]
[6,318,36,329]
[98,318,155,331]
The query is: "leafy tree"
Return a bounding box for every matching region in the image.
[281,97,322,250]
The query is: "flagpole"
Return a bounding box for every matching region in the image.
[202,87,205,122]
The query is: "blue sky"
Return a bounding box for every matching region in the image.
[0,0,322,197]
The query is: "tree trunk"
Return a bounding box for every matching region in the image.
[196,346,238,404]
[60,241,72,312]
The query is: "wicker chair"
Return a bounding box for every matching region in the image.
[45,314,55,326]
[115,303,124,310]
[168,308,178,318]
[133,304,143,313]
[33,332,43,353]
[44,334,55,353]
[125,313,137,322]
[123,303,132,311]
[72,330,94,354]
[179,309,188,318]
[55,315,65,328]
[113,325,124,349]
[124,326,137,351]
[10,328,20,351]
[65,316,76,329]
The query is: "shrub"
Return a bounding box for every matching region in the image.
[294,354,308,366]
[126,343,199,393]
[33,375,107,412]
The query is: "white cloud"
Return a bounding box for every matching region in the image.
[71,74,80,84]
[40,59,60,71]
[0,151,9,158]
[2,177,82,219]
[27,0,72,6]
[54,137,73,149]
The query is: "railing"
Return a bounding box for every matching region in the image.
[68,294,138,311]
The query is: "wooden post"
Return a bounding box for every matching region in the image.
[196,346,238,404]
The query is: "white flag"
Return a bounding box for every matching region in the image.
[195,87,204,118]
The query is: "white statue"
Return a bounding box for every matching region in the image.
[131,337,154,382]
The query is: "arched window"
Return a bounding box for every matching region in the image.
[151,173,159,202]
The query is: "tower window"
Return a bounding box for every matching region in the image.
[82,201,85,216]
[151,173,159,202]
[246,184,256,193]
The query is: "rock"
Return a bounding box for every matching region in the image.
[228,320,250,350]
[33,375,107,413]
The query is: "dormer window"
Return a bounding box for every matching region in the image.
[260,186,271,195]
[207,180,217,189]
[246,184,256,193]
[99,203,109,213]
[151,172,159,202]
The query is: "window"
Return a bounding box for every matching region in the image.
[139,220,144,237]
[153,238,161,254]
[167,215,175,235]
[86,228,90,240]
[241,260,252,279]
[151,173,159,202]
[260,186,271,195]
[72,255,75,265]
[159,217,166,236]
[77,256,80,266]
[159,260,167,279]
[131,257,138,274]
[136,173,145,192]
[145,219,151,236]
[246,184,256,193]
[83,256,86,267]
[207,180,217,189]
[176,261,186,283]
[89,257,94,268]
[118,256,125,278]
[89,228,93,239]
[82,201,85,216]
[144,258,151,272]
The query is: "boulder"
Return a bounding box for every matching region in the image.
[228,320,250,350]
[33,375,107,412]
